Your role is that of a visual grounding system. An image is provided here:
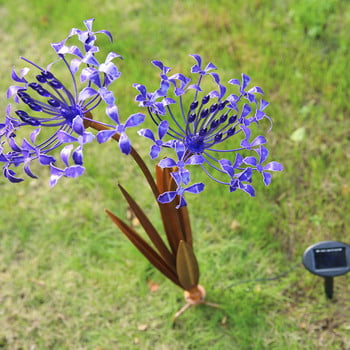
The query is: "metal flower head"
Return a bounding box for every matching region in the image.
[1,19,144,185]
[134,54,283,206]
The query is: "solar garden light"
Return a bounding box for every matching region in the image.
[303,241,350,299]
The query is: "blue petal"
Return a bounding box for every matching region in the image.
[243,156,257,167]
[57,131,78,143]
[174,141,185,160]
[158,191,177,204]
[105,52,122,62]
[64,165,85,178]
[24,161,38,179]
[11,67,29,83]
[119,132,131,155]
[190,54,202,68]
[138,128,155,142]
[239,168,253,182]
[228,78,240,86]
[158,157,177,168]
[205,62,217,72]
[232,153,243,168]
[99,62,121,80]
[72,146,83,165]
[241,104,252,118]
[219,159,234,177]
[262,172,272,186]
[150,144,161,159]
[264,161,283,172]
[152,60,164,71]
[21,139,36,152]
[99,87,115,105]
[242,74,251,90]
[257,145,269,163]
[185,155,205,165]
[83,18,94,31]
[29,128,41,144]
[72,116,85,135]
[4,168,24,183]
[97,29,113,42]
[60,145,73,167]
[82,52,100,66]
[125,113,145,128]
[176,196,188,209]
[39,154,55,165]
[9,138,22,152]
[250,136,266,147]
[241,183,255,197]
[106,105,119,124]
[49,164,64,187]
[170,171,183,187]
[185,182,205,194]
[79,87,98,101]
[210,72,221,84]
[96,129,116,143]
[158,120,169,139]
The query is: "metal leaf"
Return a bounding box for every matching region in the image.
[105,209,181,287]
[176,240,200,290]
[118,184,176,271]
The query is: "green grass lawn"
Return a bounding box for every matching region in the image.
[1,0,349,349]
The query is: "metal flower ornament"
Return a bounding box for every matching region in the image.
[0,19,283,320]
[134,56,283,207]
[1,19,144,185]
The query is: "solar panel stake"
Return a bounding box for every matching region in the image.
[324,276,334,299]
[303,241,350,299]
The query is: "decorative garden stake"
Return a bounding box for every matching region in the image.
[104,165,220,320]
[0,19,283,320]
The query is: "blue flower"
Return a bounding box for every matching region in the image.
[1,19,139,184]
[138,120,170,159]
[135,54,282,203]
[243,145,283,186]
[158,170,205,208]
[219,156,255,196]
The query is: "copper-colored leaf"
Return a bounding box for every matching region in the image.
[118,184,175,271]
[156,166,187,254]
[177,204,193,246]
[176,240,200,290]
[105,209,181,287]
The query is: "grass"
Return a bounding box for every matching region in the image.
[0,0,349,349]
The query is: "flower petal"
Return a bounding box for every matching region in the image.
[106,104,119,124]
[158,157,177,168]
[60,144,73,167]
[138,128,156,142]
[99,87,115,105]
[125,113,145,128]
[264,161,283,172]
[96,129,116,143]
[119,132,131,155]
[185,182,205,194]
[64,165,85,178]
[158,191,177,204]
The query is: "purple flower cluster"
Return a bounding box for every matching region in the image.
[134,55,283,206]
[1,20,282,207]
[0,19,144,185]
